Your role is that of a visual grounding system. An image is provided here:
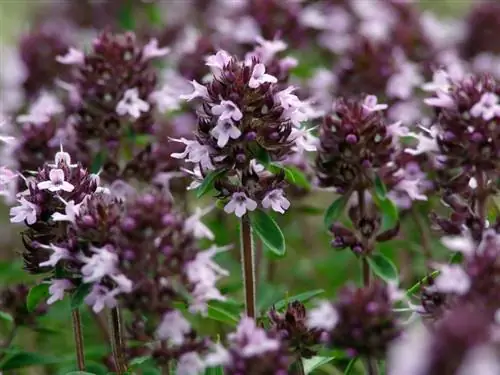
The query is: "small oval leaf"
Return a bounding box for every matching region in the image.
[206,303,239,326]
[284,166,311,190]
[0,311,13,323]
[71,283,92,309]
[373,195,399,231]
[204,366,225,375]
[249,210,286,257]
[26,284,49,312]
[324,195,348,228]
[0,352,61,371]
[303,356,335,374]
[367,253,398,282]
[374,175,387,200]
[272,289,325,311]
[344,357,358,375]
[196,169,226,199]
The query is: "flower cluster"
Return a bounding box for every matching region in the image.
[206,317,291,375]
[175,49,316,217]
[308,282,402,359]
[268,301,323,359]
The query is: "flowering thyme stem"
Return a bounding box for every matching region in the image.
[357,189,379,375]
[71,309,86,371]
[240,216,256,318]
[109,307,126,374]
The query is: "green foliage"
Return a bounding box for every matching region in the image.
[196,169,227,198]
[26,283,49,312]
[70,283,92,309]
[0,351,62,371]
[270,289,325,311]
[249,209,286,257]
[324,195,348,228]
[303,356,336,374]
[367,253,399,282]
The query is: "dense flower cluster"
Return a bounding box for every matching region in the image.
[175,48,316,217]
[206,317,291,375]
[307,282,402,359]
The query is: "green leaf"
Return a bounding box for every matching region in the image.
[272,289,324,311]
[196,169,226,199]
[118,1,135,30]
[65,372,96,375]
[0,311,13,323]
[344,357,358,375]
[249,143,271,165]
[206,302,239,326]
[26,284,49,312]
[367,253,398,282]
[71,283,92,309]
[374,175,387,200]
[284,166,311,189]
[303,356,335,374]
[129,356,152,367]
[406,270,439,296]
[144,2,163,26]
[373,195,399,231]
[324,195,348,228]
[91,151,106,174]
[0,352,61,370]
[249,209,286,257]
[204,366,225,375]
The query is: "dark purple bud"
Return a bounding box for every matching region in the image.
[81,215,95,227]
[245,131,257,141]
[121,217,137,231]
[346,134,358,144]
[162,214,175,226]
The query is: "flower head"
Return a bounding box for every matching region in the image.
[37,168,74,192]
[224,192,258,218]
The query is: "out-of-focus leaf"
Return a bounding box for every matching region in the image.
[206,302,239,326]
[118,1,135,30]
[344,357,358,375]
[324,195,348,228]
[271,289,325,311]
[249,143,271,165]
[249,210,286,257]
[373,195,399,231]
[26,283,49,312]
[0,351,62,370]
[0,311,13,323]
[303,356,335,374]
[70,283,92,309]
[367,253,398,282]
[196,169,226,198]
[204,366,225,375]
[91,151,106,174]
[374,175,387,200]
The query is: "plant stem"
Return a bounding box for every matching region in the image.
[364,358,379,375]
[109,307,126,374]
[357,189,378,375]
[72,309,86,371]
[89,307,111,344]
[362,257,371,286]
[240,215,256,318]
[410,206,432,260]
[293,357,305,375]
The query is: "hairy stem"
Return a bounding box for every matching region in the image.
[240,215,256,318]
[293,357,305,375]
[72,309,86,371]
[109,307,126,374]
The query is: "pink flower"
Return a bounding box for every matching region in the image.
[307,301,339,330]
[39,244,71,268]
[362,95,388,113]
[229,317,280,357]
[180,80,209,101]
[224,192,257,217]
[37,169,74,192]
[10,197,37,224]
[470,92,500,121]
[156,310,191,344]
[211,100,243,122]
[248,63,277,89]
[433,264,470,295]
[262,189,290,214]
[116,88,150,118]
[210,120,242,147]
[47,279,73,304]
[142,38,170,60]
[205,50,232,72]
[56,48,84,65]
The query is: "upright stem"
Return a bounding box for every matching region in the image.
[72,309,86,371]
[411,206,432,260]
[109,307,126,374]
[357,189,378,375]
[240,215,256,318]
[293,357,305,375]
[362,258,371,286]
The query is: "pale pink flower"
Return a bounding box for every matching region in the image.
[307,301,339,330]
[362,95,388,113]
[248,63,277,88]
[211,100,243,122]
[224,192,257,217]
[47,279,73,304]
[156,310,191,344]
[142,38,170,60]
[116,88,150,118]
[210,120,242,147]
[10,197,37,224]
[56,48,84,65]
[262,189,290,214]
[470,92,500,121]
[39,244,71,268]
[37,168,74,192]
[180,80,209,101]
